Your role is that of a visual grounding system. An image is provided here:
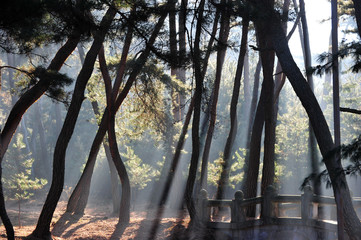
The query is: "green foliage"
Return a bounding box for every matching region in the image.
[275,83,311,192]
[4,171,47,202]
[121,146,160,191]
[310,41,361,76]
[3,133,48,200]
[208,148,245,189]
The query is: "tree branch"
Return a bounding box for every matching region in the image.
[340,107,361,115]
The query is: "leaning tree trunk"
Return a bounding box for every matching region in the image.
[0,32,81,240]
[270,9,361,238]
[30,7,117,239]
[100,45,131,224]
[79,44,121,214]
[66,7,168,215]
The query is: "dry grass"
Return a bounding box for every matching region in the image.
[0,200,190,240]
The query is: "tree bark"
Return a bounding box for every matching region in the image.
[30,7,117,239]
[242,82,266,217]
[254,0,276,197]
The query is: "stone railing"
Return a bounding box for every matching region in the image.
[199,185,361,224]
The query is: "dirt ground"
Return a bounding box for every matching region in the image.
[0,200,191,240]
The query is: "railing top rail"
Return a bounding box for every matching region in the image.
[200,188,361,208]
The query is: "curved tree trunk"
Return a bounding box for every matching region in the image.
[79,44,121,214]
[66,7,168,215]
[0,33,81,240]
[184,0,205,223]
[30,7,117,239]
[99,42,131,223]
[270,10,361,238]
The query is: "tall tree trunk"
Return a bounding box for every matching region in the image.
[0,33,80,240]
[299,0,321,198]
[169,0,180,122]
[216,17,248,200]
[160,0,220,206]
[255,0,276,197]
[331,0,344,238]
[201,0,231,199]
[30,7,117,239]
[270,9,361,238]
[155,2,179,203]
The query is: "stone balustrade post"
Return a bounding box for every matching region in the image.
[262,185,277,221]
[232,190,246,223]
[199,189,210,222]
[301,185,313,222]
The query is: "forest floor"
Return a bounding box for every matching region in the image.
[0,199,192,240]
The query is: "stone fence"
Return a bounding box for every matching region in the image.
[199,185,361,224]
